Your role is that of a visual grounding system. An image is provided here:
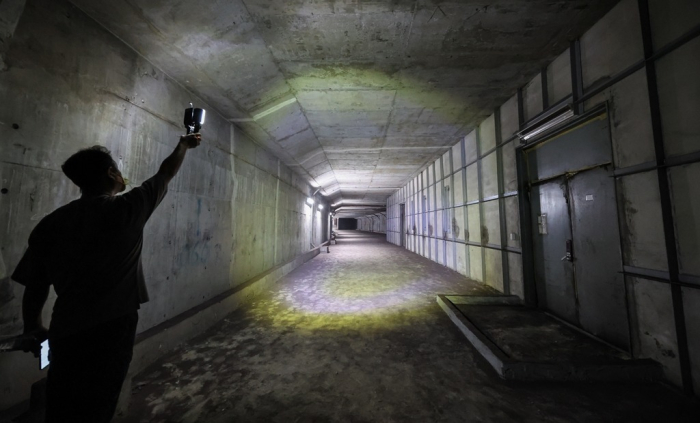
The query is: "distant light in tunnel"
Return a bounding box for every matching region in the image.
[318,204,324,210]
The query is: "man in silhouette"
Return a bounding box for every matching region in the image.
[13,133,201,423]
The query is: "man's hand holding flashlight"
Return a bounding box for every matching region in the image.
[179,133,201,149]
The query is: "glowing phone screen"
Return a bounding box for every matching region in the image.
[40,340,50,370]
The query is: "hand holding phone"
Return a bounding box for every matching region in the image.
[21,328,48,358]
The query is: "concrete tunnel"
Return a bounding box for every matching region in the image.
[1,0,700,421]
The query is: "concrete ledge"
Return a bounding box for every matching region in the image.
[445,294,522,305]
[117,243,327,415]
[437,295,662,382]
[437,295,510,375]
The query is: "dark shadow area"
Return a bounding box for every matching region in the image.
[337,218,357,230]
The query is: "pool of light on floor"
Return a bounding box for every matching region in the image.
[254,273,439,330]
[246,230,477,330]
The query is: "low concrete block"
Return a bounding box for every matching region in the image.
[437,295,662,383]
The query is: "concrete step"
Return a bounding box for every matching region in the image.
[437,295,662,382]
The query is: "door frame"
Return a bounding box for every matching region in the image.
[517,103,620,308]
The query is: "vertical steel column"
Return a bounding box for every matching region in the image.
[541,68,550,110]
[431,164,437,260]
[516,87,537,306]
[638,0,693,395]
[476,127,487,283]
[461,136,470,276]
[422,173,427,257]
[495,108,511,294]
[449,148,457,270]
[439,154,446,266]
[517,88,525,129]
[516,148,536,306]
[570,40,585,115]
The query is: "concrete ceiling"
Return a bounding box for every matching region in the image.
[70,0,617,216]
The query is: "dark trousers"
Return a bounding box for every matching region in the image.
[45,312,138,423]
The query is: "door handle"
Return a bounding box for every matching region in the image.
[561,239,573,262]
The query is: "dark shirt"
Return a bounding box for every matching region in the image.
[12,174,168,339]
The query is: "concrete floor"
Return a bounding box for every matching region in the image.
[116,231,700,423]
[455,305,631,364]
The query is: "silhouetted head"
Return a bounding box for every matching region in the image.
[61,146,126,196]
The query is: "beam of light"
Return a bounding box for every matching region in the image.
[252,97,298,120]
[286,277,425,315]
[239,229,475,331]
[230,97,298,122]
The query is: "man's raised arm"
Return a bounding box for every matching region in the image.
[157,133,202,183]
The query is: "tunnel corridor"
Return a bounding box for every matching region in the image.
[113,231,697,423]
[2,0,700,420]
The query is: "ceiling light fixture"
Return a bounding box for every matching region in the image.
[519,108,575,143]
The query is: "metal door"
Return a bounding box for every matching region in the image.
[531,178,578,325]
[568,166,628,348]
[527,113,629,350]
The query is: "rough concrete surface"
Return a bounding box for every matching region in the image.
[0,0,327,408]
[387,0,700,398]
[64,0,617,211]
[115,232,699,423]
[457,305,629,363]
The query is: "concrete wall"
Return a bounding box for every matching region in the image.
[387,108,521,294]
[388,0,700,395]
[357,213,386,233]
[0,0,327,410]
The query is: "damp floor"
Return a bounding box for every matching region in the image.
[115,231,700,423]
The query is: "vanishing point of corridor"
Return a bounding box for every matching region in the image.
[117,231,698,423]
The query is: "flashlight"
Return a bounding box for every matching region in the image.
[184,103,206,134]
